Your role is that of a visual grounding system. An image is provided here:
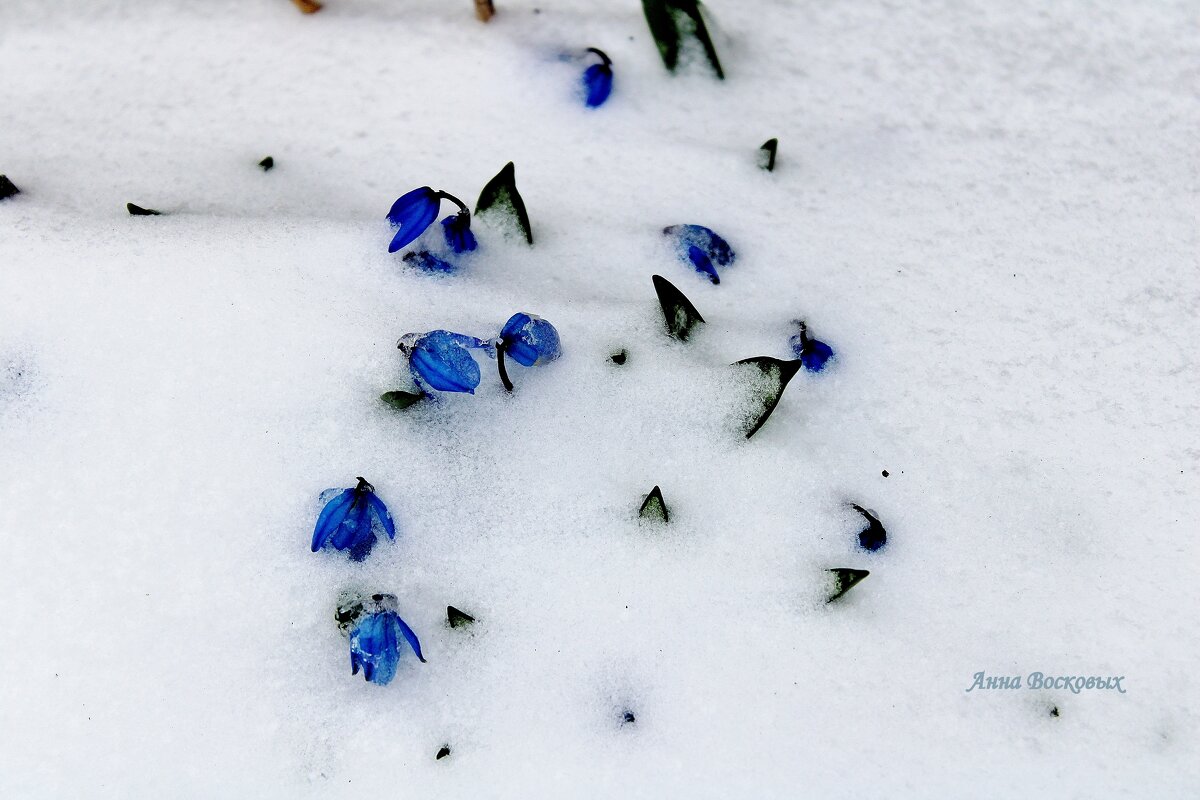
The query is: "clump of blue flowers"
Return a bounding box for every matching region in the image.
[311,477,396,562]
[663,224,735,284]
[343,593,426,686]
[789,320,835,372]
[387,186,477,271]
[494,312,562,392]
[581,48,614,107]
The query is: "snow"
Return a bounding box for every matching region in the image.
[1,0,1197,796]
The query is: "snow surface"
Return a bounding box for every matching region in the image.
[1,0,1198,796]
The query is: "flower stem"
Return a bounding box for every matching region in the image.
[496,343,514,392]
[586,47,612,67]
[796,320,809,347]
[437,190,469,217]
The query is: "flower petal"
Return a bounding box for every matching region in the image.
[311,488,355,552]
[393,613,427,663]
[366,493,396,541]
[687,245,719,284]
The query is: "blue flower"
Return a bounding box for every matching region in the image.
[387,187,441,253]
[789,321,835,372]
[582,48,613,108]
[853,504,887,552]
[403,251,457,273]
[495,313,561,391]
[441,212,477,254]
[663,224,735,284]
[499,313,562,366]
[311,477,396,562]
[398,330,491,394]
[350,608,426,686]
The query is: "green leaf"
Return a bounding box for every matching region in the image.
[475,161,533,244]
[826,568,870,603]
[447,605,476,628]
[380,390,424,410]
[652,274,705,341]
[638,485,669,523]
[759,138,777,171]
[733,356,801,438]
[641,0,724,79]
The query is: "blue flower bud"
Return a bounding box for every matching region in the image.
[663,224,735,283]
[311,477,396,562]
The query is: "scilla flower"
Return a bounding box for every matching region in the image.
[663,224,735,284]
[494,312,561,392]
[789,320,835,372]
[398,330,492,394]
[311,477,395,562]
[349,595,426,686]
[387,187,475,254]
[582,48,614,108]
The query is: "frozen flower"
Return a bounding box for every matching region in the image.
[311,477,395,562]
[402,251,456,273]
[789,320,834,372]
[350,602,426,686]
[582,48,614,108]
[663,224,735,284]
[495,312,561,391]
[398,330,491,394]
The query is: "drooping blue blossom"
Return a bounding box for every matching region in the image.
[498,313,562,367]
[495,312,561,391]
[387,187,474,256]
[582,48,614,108]
[311,477,396,562]
[441,212,478,254]
[403,251,457,273]
[350,607,426,686]
[853,504,887,552]
[387,187,441,253]
[398,330,491,394]
[663,224,735,284]
[789,320,835,372]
